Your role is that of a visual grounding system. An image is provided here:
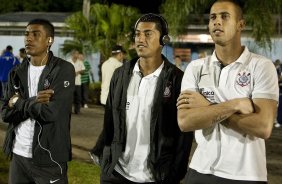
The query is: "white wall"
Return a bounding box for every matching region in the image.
[0,35,69,58]
[0,35,101,82]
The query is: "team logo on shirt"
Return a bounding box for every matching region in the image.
[126,102,130,110]
[236,72,251,87]
[64,81,70,88]
[43,79,50,89]
[164,82,172,97]
[199,88,215,102]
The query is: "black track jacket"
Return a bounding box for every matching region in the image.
[1,52,75,166]
[93,55,194,184]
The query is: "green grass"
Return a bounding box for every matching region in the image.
[0,151,100,184]
[0,151,9,184]
[68,160,100,184]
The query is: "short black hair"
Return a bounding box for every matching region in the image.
[213,0,244,19]
[111,45,125,55]
[135,13,168,37]
[6,45,13,52]
[19,48,25,53]
[27,19,55,38]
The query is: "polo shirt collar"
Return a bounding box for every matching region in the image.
[133,60,164,77]
[210,46,250,65]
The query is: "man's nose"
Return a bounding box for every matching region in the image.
[214,18,222,26]
[136,34,146,42]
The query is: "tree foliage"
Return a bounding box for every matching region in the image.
[63,3,140,59]
[0,0,84,13]
[161,0,282,50]
[161,0,211,35]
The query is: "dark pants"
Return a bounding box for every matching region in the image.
[0,81,2,98]
[81,82,90,106]
[9,153,68,184]
[100,170,156,184]
[1,81,7,99]
[73,85,82,114]
[182,168,267,184]
[277,88,282,124]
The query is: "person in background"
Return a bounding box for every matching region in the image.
[177,0,279,184]
[174,55,186,71]
[1,18,75,184]
[198,51,207,59]
[91,13,193,184]
[274,59,282,128]
[79,53,92,108]
[18,48,27,63]
[69,49,85,114]
[0,45,20,99]
[99,45,125,106]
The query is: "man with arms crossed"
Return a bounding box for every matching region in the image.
[177,0,278,184]
[1,19,75,183]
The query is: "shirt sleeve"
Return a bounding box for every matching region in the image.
[181,59,203,92]
[252,58,279,101]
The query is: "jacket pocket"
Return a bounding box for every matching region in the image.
[3,124,15,157]
[101,146,112,175]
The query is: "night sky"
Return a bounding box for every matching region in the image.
[108,0,164,13]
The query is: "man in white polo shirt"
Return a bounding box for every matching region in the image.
[100,45,125,106]
[91,13,193,184]
[177,0,279,184]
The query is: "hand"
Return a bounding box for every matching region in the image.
[177,90,211,109]
[233,98,254,114]
[8,94,19,108]
[36,89,54,104]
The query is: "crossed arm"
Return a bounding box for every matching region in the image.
[177,90,277,139]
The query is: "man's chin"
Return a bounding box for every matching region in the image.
[136,52,145,58]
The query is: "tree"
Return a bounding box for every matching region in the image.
[62,3,140,59]
[161,0,282,50]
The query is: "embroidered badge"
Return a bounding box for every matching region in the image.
[64,81,70,88]
[236,72,251,87]
[164,82,172,97]
[43,79,50,89]
[126,102,130,110]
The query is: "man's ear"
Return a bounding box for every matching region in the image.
[238,19,245,31]
[47,37,53,46]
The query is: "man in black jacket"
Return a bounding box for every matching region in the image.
[91,13,193,184]
[1,19,75,184]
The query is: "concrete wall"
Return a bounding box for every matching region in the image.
[242,37,282,62]
[0,35,69,58]
[0,35,101,82]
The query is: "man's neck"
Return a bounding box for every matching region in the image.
[215,44,244,66]
[139,55,163,76]
[30,53,48,66]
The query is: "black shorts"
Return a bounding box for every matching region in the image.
[9,153,68,184]
[182,168,267,184]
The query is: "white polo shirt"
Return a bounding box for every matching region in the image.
[181,47,279,181]
[100,57,123,105]
[115,61,164,182]
[69,59,85,86]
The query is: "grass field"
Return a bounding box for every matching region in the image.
[0,151,101,184]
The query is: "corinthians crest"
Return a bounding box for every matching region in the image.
[164,81,172,97]
[236,71,251,87]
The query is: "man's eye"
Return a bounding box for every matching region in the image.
[145,32,152,37]
[210,15,216,20]
[222,14,229,19]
